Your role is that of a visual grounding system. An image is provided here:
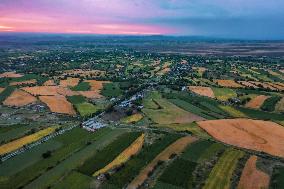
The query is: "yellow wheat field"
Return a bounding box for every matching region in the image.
[93,134,145,177]
[0,127,56,155]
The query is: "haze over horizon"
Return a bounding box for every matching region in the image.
[0,0,284,39]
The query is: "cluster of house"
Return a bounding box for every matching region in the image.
[81,117,106,132]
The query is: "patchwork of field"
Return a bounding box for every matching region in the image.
[198,119,284,157]
[127,136,197,189]
[85,80,110,91]
[0,127,56,155]
[237,155,270,189]
[215,79,244,88]
[245,95,270,109]
[93,133,145,176]
[39,95,76,115]
[188,86,215,98]
[3,89,37,107]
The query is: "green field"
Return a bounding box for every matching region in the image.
[237,107,284,122]
[53,171,92,189]
[218,105,247,118]
[78,132,141,176]
[0,86,16,103]
[153,123,210,139]
[101,82,123,98]
[156,159,197,189]
[0,127,124,189]
[203,148,245,189]
[101,134,180,189]
[260,96,281,112]
[67,95,102,117]
[212,87,237,101]
[0,140,62,176]
[271,167,284,189]
[75,102,101,117]
[22,128,126,189]
[143,97,197,124]
[71,82,90,91]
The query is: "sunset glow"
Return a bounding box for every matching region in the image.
[0,0,284,38]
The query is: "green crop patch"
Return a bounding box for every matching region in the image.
[157,159,197,189]
[0,86,16,103]
[101,134,180,189]
[203,148,245,189]
[260,96,281,112]
[71,82,90,91]
[101,82,123,98]
[212,87,237,101]
[78,132,141,176]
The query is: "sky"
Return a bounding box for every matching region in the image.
[0,0,284,39]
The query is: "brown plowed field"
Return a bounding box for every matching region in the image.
[3,89,37,107]
[245,95,270,109]
[238,81,259,88]
[39,95,76,115]
[237,155,270,189]
[0,72,23,78]
[249,81,277,90]
[188,86,215,98]
[59,78,80,87]
[22,86,78,96]
[127,136,197,189]
[43,80,56,86]
[197,119,284,158]
[85,80,110,91]
[215,79,244,88]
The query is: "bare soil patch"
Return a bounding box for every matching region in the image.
[22,86,78,96]
[215,79,244,88]
[237,155,270,189]
[0,72,23,78]
[245,95,270,109]
[39,95,76,115]
[249,81,277,90]
[59,78,80,87]
[43,80,56,86]
[198,119,284,158]
[188,86,215,98]
[238,81,259,88]
[3,89,37,107]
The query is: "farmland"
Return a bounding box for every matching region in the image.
[0,35,284,189]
